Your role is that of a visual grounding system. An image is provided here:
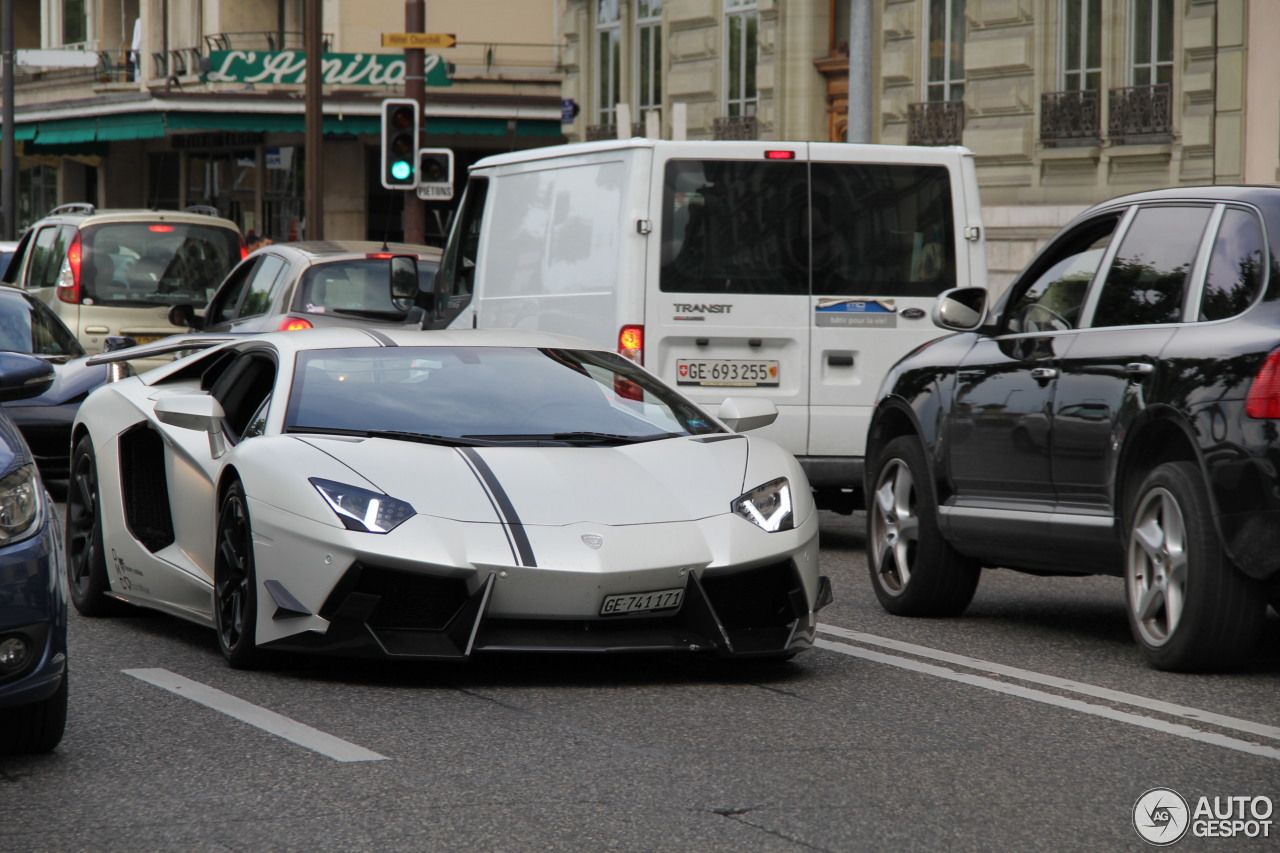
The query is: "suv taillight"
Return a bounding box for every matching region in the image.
[1246,349,1280,419]
[58,232,82,304]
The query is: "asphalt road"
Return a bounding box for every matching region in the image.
[3,506,1278,852]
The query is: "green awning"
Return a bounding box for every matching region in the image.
[20,111,561,149]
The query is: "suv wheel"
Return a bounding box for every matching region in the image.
[867,435,980,616]
[1125,462,1265,672]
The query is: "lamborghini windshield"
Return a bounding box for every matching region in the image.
[285,346,725,443]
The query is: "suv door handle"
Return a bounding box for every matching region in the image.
[1125,362,1154,377]
[1030,367,1058,381]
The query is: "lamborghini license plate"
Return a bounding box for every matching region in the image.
[600,587,684,616]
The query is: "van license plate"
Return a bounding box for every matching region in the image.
[676,359,779,387]
[600,588,684,616]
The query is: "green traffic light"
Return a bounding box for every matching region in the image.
[390,160,413,181]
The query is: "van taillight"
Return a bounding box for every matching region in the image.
[58,233,82,304]
[616,325,645,401]
[1246,350,1280,419]
[618,325,643,364]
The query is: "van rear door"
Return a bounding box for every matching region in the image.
[805,144,983,485]
[645,143,812,456]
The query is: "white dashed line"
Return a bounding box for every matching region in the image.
[816,632,1280,762]
[124,668,388,762]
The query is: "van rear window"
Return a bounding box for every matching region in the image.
[80,222,241,307]
[660,160,956,298]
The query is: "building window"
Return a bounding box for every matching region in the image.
[725,0,758,119]
[925,0,965,103]
[1131,0,1173,86]
[62,0,88,46]
[636,0,663,121]
[1063,0,1101,92]
[596,0,622,126]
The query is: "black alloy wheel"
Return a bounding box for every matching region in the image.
[214,481,262,668]
[66,435,129,616]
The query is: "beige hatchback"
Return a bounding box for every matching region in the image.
[4,204,244,356]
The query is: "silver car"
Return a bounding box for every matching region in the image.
[172,241,442,334]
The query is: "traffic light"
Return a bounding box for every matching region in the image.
[380,98,419,189]
[415,148,455,200]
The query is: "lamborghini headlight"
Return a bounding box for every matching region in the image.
[731,477,793,532]
[309,478,415,534]
[0,464,41,545]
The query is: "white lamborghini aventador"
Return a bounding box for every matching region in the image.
[67,328,831,667]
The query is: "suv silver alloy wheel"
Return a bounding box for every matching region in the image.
[1126,484,1187,648]
[867,436,980,616]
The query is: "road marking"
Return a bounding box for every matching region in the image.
[814,637,1280,762]
[124,668,388,763]
[818,624,1280,742]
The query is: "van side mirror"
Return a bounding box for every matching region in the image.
[932,287,989,332]
[718,397,778,432]
[390,256,417,304]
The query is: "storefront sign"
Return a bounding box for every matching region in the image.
[205,51,452,87]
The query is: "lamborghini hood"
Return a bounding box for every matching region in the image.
[300,434,752,526]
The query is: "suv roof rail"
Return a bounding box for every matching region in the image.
[47,203,96,216]
[183,205,222,217]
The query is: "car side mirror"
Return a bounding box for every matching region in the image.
[718,397,778,432]
[390,256,417,304]
[168,303,204,330]
[932,287,989,332]
[103,335,138,353]
[155,394,227,457]
[0,352,55,402]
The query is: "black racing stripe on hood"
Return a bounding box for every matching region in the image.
[457,447,537,568]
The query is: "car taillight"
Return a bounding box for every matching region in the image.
[618,325,643,364]
[58,233,82,304]
[278,317,314,331]
[239,242,248,260]
[1246,349,1280,419]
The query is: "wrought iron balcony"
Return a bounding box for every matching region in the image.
[713,115,759,140]
[1108,84,1172,143]
[584,122,647,141]
[1040,90,1101,146]
[907,101,964,146]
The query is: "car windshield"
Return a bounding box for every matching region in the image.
[81,222,241,308]
[0,290,85,359]
[293,258,436,318]
[285,346,724,443]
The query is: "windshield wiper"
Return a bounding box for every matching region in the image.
[548,431,682,445]
[287,426,498,447]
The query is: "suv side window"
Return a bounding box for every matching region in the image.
[1199,207,1266,322]
[26,225,71,290]
[1004,215,1119,334]
[1092,205,1212,328]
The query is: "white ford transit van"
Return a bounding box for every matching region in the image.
[430,139,986,512]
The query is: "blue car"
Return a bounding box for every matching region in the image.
[0,351,68,755]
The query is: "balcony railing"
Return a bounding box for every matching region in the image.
[1040,90,1101,146]
[584,121,647,141]
[204,31,333,53]
[1108,84,1171,144]
[712,115,758,140]
[907,101,964,146]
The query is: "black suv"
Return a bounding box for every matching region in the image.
[865,186,1280,672]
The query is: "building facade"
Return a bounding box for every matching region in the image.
[3,0,566,243]
[558,0,1280,290]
